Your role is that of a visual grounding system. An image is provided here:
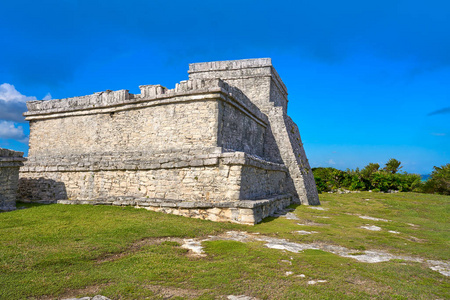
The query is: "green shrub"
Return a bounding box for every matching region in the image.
[383,158,403,174]
[421,163,450,195]
[312,167,351,192]
[312,160,422,193]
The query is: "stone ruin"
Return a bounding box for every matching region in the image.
[19,58,319,224]
[0,148,26,211]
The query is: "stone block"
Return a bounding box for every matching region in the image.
[0,148,26,211]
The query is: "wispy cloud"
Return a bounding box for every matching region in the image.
[0,83,50,146]
[0,83,36,123]
[0,101,27,122]
[43,93,52,100]
[0,83,36,102]
[0,121,28,143]
[431,133,446,136]
[328,159,336,165]
[428,107,450,116]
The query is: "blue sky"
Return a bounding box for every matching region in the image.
[0,0,448,174]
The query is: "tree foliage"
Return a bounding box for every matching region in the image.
[421,163,450,195]
[361,163,379,178]
[383,158,403,174]
[312,159,422,193]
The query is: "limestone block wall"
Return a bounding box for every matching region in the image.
[20,74,285,206]
[219,100,265,156]
[284,114,319,204]
[26,78,268,159]
[188,58,319,205]
[19,58,319,224]
[28,101,219,158]
[20,151,288,203]
[188,58,288,113]
[267,107,319,205]
[0,148,26,210]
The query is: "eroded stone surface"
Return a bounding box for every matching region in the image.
[360,225,382,231]
[19,58,320,224]
[308,207,327,211]
[294,230,317,235]
[180,231,450,277]
[181,239,206,256]
[0,148,26,211]
[63,295,110,300]
[227,295,258,300]
[428,260,450,277]
[307,280,327,285]
[359,216,390,222]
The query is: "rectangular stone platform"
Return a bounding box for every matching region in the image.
[19,58,319,224]
[57,194,292,225]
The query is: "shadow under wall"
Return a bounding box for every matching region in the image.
[214,85,300,203]
[234,121,300,202]
[263,121,283,164]
[18,178,68,202]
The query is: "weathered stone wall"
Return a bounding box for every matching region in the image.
[266,107,319,205]
[57,194,292,225]
[284,114,320,204]
[20,152,288,203]
[26,78,268,160]
[28,101,219,158]
[20,58,319,224]
[188,59,319,205]
[219,101,265,157]
[136,195,292,225]
[188,58,288,113]
[0,148,26,210]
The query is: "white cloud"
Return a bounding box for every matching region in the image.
[0,83,52,123]
[0,101,27,122]
[0,83,37,123]
[43,93,52,100]
[0,84,51,146]
[0,83,37,103]
[328,159,336,165]
[431,133,446,136]
[0,120,28,143]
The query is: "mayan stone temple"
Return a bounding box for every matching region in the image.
[19,58,319,224]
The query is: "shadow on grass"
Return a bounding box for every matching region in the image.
[258,203,301,224]
[15,201,54,209]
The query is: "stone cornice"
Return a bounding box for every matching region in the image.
[24,79,268,127]
[21,151,287,173]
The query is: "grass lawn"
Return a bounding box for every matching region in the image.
[0,192,449,299]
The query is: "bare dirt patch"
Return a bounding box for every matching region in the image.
[405,236,428,243]
[96,237,184,263]
[39,283,112,300]
[344,277,392,295]
[144,284,208,299]
[297,219,330,226]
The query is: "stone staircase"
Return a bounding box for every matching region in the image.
[264,104,320,205]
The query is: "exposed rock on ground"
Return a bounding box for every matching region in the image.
[181,231,450,276]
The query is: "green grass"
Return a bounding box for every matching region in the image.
[1,192,449,299]
[248,192,449,260]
